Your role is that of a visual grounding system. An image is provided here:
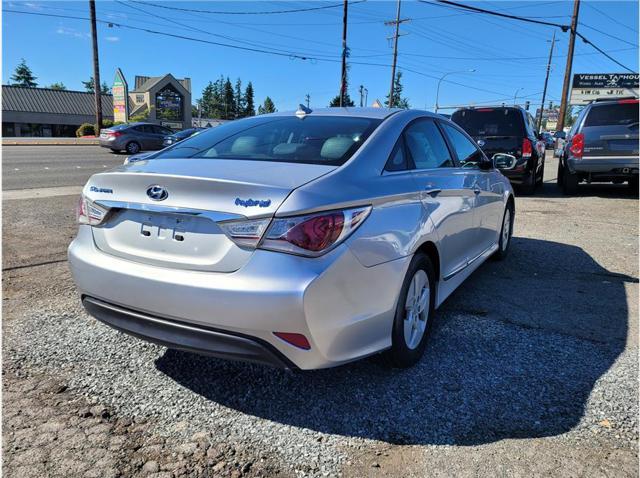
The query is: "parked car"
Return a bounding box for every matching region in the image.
[541,132,555,149]
[451,106,545,194]
[162,127,205,147]
[558,98,639,194]
[69,107,515,370]
[99,122,174,154]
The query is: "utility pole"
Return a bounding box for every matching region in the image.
[537,31,557,133]
[385,0,408,108]
[557,0,580,133]
[305,93,310,108]
[364,87,368,106]
[89,0,103,132]
[359,85,364,107]
[339,0,349,107]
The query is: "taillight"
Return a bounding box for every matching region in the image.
[261,206,371,257]
[569,133,584,158]
[106,131,123,137]
[522,138,532,159]
[76,195,110,226]
[618,99,639,104]
[218,218,271,248]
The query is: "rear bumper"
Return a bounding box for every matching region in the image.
[99,138,125,150]
[82,296,295,369]
[567,156,639,176]
[69,226,410,369]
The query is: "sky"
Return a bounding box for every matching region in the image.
[3,0,639,112]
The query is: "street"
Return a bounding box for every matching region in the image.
[2,145,638,477]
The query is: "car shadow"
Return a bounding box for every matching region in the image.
[155,238,632,446]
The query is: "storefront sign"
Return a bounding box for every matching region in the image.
[570,73,639,105]
[112,68,129,123]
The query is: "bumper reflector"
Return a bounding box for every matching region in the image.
[273,332,311,350]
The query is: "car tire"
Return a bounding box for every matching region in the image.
[492,202,514,261]
[519,164,537,195]
[536,159,545,186]
[125,142,141,154]
[628,176,639,193]
[562,167,578,195]
[557,160,564,188]
[386,253,436,369]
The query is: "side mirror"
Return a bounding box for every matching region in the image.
[492,153,517,170]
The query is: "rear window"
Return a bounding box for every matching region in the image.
[154,116,382,166]
[584,102,639,127]
[451,108,525,137]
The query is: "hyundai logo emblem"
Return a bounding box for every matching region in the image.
[146,185,168,201]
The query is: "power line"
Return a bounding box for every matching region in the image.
[425,0,637,73]
[129,0,366,15]
[584,3,638,34]
[579,22,638,48]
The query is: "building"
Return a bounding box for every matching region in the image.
[2,85,113,137]
[125,73,192,130]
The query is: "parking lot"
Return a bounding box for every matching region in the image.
[3,145,638,477]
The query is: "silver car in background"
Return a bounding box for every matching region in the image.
[99,122,174,154]
[69,107,515,370]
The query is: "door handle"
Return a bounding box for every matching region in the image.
[425,188,442,197]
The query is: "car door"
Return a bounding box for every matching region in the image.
[151,125,172,149]
[403,118,477,280]
[133,125,154,150]
[440,121,504,256]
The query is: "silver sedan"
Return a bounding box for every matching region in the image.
[69,107,515,370]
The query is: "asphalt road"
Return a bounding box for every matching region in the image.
[2,146,124,191]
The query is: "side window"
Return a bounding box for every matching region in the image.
[403,119,453,169]
[385,138,409,172]
[153,126,171,135]
[441,123,483,166]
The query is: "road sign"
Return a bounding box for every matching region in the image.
[570,73,639,105]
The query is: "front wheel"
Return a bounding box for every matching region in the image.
[386,253,436,368]
[125,141,141,154]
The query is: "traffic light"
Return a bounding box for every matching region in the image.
[525,101,530,110]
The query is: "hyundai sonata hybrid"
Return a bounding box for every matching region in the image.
[69,107,515,370]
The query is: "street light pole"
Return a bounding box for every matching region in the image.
[434,69,475,113]
[88,0,102,132]
[513,87,524,105]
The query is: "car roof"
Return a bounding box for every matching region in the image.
[453,105,526,113]
[267,107,407,120]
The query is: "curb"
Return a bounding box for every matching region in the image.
[2,141,100,146]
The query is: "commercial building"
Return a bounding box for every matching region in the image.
[126,73,192,130]
[2,85,113,137]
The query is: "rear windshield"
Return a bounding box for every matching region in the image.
[584,102,639,127]
[153,116,382,166]
[451,108,525,137]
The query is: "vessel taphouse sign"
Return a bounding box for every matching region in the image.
[570,73,639,105]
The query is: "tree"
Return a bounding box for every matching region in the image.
[48,82,67,90]
[82,76,110,94]
[329,92,355,107]
[385,71,410,109]
[258,97,276,115]
[222,77,236,120]
[234,78,246,118]
[11,59,37,87]
[244,82,256,117]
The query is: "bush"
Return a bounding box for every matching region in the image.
[76,123,95,137]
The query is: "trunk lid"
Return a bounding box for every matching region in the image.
[85,158,335,272]
[582,101,639,158]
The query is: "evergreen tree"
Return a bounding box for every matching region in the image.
[329,92,355,107]
[258,97,276,115]
[234,78,246,118]
[200,81,215,118]
[11,59,38,87]
[48,82,67,90]
[82,77,110,94]
[222,77,236,120]
[244,82,256,117]
[384,71,410,109]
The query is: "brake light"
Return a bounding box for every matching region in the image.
[261,206,371,257]
[106,131,123,137]
[76,194,110,226]
[477,108,494,112]
[618,99,639,104]
[569,133,584,159]
[522,138,532,158]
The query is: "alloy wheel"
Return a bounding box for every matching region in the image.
[403,270,430,349]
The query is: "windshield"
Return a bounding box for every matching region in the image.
[153,116,382,165]
[584,102,639,127]
[452,108,525,137]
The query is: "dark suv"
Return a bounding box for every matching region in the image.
[452,106,545,194]
[558,98,639,194]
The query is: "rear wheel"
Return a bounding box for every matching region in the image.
[125,141,141,154]
[520,165,536,195]
[386,253,436,368]
[562,167,578,195]
[629,176,639,194]
[493,203,514,261]
[557,160,564,188]
[536,159,545,186]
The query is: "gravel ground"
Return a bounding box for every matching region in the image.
[3,153,638,477]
